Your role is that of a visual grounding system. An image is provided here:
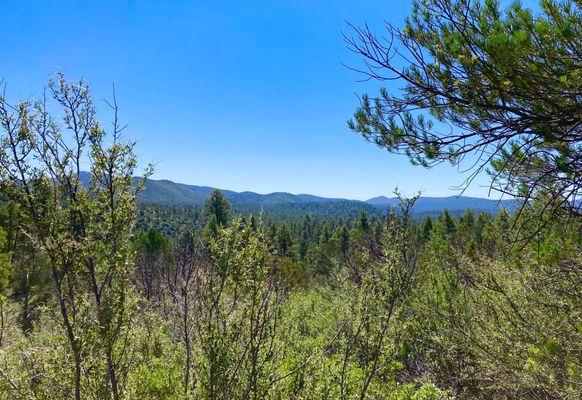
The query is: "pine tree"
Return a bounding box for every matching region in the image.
[347,0,581,214]
[204,189,231,227]
[419,216,433,244]
[204,189,231,237]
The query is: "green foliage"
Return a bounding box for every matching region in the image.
[1,3,581,394]
[191,218,283,399]
[137,204,204,237]
[275,257,307,289]
[0,74,145,399]
[136,227,169,255]
[0,228,11,293]
[135,227,169,300]
[0,199,579,399]
[205,189,231,227]
[347,0,581,211]
[126,311,185,400]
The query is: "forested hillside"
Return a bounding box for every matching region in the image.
[0,0,580,399]
[132,173,516,216]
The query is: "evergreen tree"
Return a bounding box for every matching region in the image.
[347,0,581,213]
[439,209,457,235]
[204,189,231,227]
[358,210,370,233]
[276,224,295,258]
[338,225,350,256]
[135,227,168,300]
[419,216,433,244]
[204,189,231,237]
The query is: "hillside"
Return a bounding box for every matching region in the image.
[79,172,516,215]
[366,195,516,214]
[134,175,516,215]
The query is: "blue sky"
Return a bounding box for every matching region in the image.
[1,0,499,200]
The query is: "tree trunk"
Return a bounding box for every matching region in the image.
[106,349,120,400]
[53,268,82,400]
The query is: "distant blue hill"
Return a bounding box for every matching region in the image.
[80,172,517,216]
[366,195,517,214]
[136,176,516,215]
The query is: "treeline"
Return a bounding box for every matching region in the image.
[138,199,510,281]
[0,0,580,397]
[136,201,384,238]
[1,185,580,399]
[0,75,579,397]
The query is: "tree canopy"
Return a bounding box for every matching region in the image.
[346,0,581,214]
[204,189,231,227]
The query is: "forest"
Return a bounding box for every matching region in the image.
[0,0,580,399]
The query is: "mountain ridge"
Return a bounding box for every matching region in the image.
[79,172,516,214]
[133,175,516,214]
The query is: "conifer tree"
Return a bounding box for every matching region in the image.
[204,189,231,238]
[347,0,581,214]
[204,189,231,227]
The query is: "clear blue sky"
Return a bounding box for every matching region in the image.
[2,0,497,200]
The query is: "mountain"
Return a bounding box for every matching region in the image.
[138,177,517,215]
[366,196,400,208]
[132,175,346,207]
[138,181,343,208]
[136,178,380,217]
[365,195,517,214]
[80,172,516,216]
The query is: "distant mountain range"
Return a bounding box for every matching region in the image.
[78,172,516,216]
[138,179,347,207]
[366,195,515,214]
[132,175,516,216]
